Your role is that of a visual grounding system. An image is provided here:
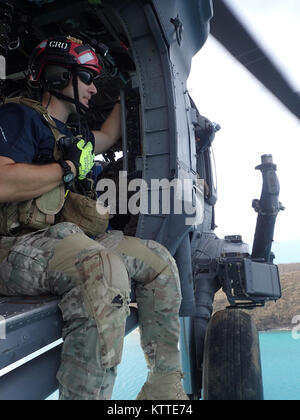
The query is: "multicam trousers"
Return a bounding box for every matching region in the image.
[0,223,182,400]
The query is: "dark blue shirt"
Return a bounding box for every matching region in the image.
[0,102,94,164]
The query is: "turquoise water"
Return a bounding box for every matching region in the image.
[48,329,300,400]
[112,330,147,400]
[113,329,300,400]
[259,331,300,400]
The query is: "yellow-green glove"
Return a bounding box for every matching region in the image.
[63,136,95,180]
[76,139,95,180]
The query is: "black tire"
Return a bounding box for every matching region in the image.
[202,309,264,400]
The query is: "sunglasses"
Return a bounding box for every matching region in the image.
[77,70,100,85]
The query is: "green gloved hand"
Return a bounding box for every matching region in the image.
[76,138,95,180]
[62,136,95,180]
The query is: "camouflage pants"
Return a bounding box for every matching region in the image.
[0,223,182,400]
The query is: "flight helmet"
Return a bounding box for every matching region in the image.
[28,35,102,113]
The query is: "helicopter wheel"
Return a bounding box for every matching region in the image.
[202,309,264,400]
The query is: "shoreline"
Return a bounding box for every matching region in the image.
[259,327,292,333]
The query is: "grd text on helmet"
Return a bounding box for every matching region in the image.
[48,41,69,50]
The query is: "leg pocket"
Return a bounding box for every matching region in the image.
[75,247,130,369]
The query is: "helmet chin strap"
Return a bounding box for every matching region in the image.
[71,69,87,115]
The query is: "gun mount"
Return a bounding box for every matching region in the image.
[251,154,285,263]
[219,155,283,309]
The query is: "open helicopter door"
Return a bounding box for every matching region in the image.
[0,0,212,400]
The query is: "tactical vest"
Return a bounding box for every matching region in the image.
[0,97,109,237]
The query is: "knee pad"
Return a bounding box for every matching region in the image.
[145,239,178,276]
